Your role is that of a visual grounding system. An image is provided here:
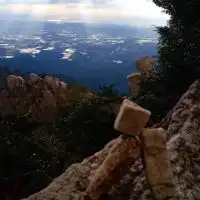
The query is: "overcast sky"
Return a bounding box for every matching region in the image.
[0,0,169,26]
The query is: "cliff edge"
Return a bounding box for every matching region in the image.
[24,80,200,200]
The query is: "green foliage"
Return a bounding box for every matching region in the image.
[134,77,176,123]
[0,85,120,199]
[56,96,119,159]
[97,84,119,98]
[136,0,200,122]
[0,114,67,200]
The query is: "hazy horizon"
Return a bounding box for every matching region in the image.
[0,0,169,27]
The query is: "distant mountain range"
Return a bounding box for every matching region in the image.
[0,20,158,93]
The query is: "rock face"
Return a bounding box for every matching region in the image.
[22,139,118,200]
[1,73,93,122]
[24,80,200,200]
[29,73,40,84]
[2,74,64,121]
[44,76,60,89]
[86,135,140,200]
[7,75,25,90]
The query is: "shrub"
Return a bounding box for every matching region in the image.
[0,113,67,200]
[97,84,119,98]
[56,96,120,159]
[134,0,200,123]
[0,85,121,199]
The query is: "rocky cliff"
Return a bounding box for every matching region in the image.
[0,73,92,122]
[23,79,200,200]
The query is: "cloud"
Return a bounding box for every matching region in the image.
[0,0,169,26]
[0,0,115,4]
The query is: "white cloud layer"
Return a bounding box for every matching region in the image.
[0,0,169,26]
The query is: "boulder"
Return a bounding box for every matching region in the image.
[7,75,25,90]
[86,135,140,200]
[22,138,118,200]
[141,128,175,200]
[44,76,62,90]
[3,74,61,122]
[44,76,56,88]
[54,77,60,87]
[135,56,153,73]
[114,99,151,136]
[33,90,57,122]
[59,81,68,90]
[29,73,40,83]
[127,73,141,95]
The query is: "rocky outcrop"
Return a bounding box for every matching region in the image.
[24,80,200,200]
[127,73,141,96]
[1,74,65,121]
[29,73,41,84]
[135,56,153,73]
[7,75,25,90]
[127,56,156,96]
[124,79,200,200]
[86,135,139,200]
[0,73,92,122]
[44,75,60,89]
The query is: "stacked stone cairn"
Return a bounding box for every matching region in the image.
[85,99,176,200]
[127,56,155,96]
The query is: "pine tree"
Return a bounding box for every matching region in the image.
[137,0,200,122]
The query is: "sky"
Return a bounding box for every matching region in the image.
[0,0,169,26]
